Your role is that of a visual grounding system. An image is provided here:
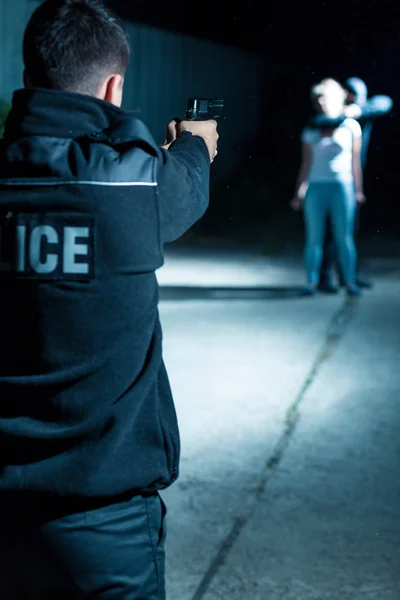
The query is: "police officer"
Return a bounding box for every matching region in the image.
[0,1,219,598]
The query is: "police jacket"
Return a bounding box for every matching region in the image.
[0,88,210,519]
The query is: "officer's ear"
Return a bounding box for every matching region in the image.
[98,74,124,108]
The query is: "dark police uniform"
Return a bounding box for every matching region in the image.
[0,88,211,599]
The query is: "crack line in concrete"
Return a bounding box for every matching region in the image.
[190,297,359,600]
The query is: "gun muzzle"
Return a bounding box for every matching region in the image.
[186,97,224,121]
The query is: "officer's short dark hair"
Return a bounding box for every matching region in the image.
[23,0,131,95]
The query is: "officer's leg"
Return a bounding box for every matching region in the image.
[0,492,167,600]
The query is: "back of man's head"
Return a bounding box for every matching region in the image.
[345,77,368,107]
[23,0,131,97]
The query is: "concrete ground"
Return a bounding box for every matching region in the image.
[156,243,400,600]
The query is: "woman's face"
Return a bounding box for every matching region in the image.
[318,87,346,118]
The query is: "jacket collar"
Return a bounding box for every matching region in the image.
[3,88,157,151]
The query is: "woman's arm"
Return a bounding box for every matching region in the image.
[290,142,312,210]
[352,135,366,204]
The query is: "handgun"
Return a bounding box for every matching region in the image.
[186,97,224,121]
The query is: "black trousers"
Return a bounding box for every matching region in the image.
[320,204,361,285]
[0,492,167,599]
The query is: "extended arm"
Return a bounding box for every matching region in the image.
[156,132,211,243]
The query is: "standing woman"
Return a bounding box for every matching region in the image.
[290,78,365,295]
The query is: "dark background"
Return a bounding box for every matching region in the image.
[111,0,399,246]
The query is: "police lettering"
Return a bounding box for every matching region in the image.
[0,214,95,280]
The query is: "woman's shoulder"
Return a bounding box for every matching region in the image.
[341,118,362,136]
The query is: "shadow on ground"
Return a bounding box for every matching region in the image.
[159,285,308,301]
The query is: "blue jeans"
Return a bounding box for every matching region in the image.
[304,182,357,286]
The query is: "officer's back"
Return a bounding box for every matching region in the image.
[0,0,218,524]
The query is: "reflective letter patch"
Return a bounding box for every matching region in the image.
[0,213,96,281]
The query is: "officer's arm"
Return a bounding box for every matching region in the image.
[359,95,393,122]
[156,132,210,243]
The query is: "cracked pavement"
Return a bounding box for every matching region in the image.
[156,244,400,600]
